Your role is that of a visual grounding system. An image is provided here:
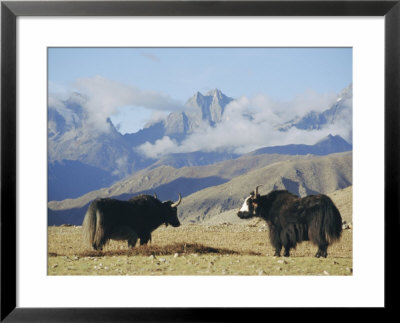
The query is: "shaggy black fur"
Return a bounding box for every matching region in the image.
[238,190,342,257]
[82,194,181,250]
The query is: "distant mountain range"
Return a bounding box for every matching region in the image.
[48,89,234,171]
[278,84,352,134]
[247,134,352,156]
[48,151,352,225]
[123,89,234,146]
[48,86,352,202]
[48,160,120,201]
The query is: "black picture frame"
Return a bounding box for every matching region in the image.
[1,0,399,321]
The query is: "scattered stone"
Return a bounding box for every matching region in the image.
[346,267,353,274]
[257,270,265,275]
[159,258,167,263]
[149,255,156,260]
[277,259,287,264]
[174,253,180,258]
[323,271,330,275]
[221,222,231,226]
[52,264,58,268]
[342,221,353,230]
[73,256,80,260]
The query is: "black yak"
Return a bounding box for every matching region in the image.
[82,194,182,250]
[237,186,342,257]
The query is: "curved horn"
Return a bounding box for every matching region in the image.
[171,193,182,208]
[254,185,262,196]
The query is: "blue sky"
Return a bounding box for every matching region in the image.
[48,47,352,133]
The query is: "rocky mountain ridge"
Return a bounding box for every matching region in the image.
[48,86,352,201]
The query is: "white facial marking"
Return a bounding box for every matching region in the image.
[239,196,251,212]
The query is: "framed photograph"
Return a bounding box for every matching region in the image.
[2,0,399,320]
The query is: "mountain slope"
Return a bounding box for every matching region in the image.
[48,160,119,201]
[48,95,150,176]
[48,153,309,210]
[178,152,352,223]
[147,150,240,169]
[248,134,352,156]
[184,89,234,126]
[48,152,351,225]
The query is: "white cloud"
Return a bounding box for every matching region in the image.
[136,90,352,158]
[136,136,179,159]
[48,95,66,110]
[72,76,183,132]
[49,78,351,157]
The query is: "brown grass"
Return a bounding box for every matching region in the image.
[48,222,352,276]
[49,242,245,258]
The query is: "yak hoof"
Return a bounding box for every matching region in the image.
[92,245,102,251]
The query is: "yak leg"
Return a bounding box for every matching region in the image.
[127,230,138,248]
[93,236,107,251]
[128,235,138,248]
[283,247,291,257]
[140,233,151,245]
[273,245,282,257]
[128,238,137,247]
[270,229,282,257]
[315,243,328,258]
[92,243,102,251]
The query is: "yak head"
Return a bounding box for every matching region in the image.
[237,185,262,219]
[162,193,182,227]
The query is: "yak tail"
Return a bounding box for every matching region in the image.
[308,196,343,246]
[322,197,343,244]
[82,201,105,250]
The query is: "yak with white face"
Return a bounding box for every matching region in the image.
[237,186,342,258]
[238,196,256,216]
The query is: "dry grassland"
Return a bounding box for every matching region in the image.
[48,186,352,276]
[48,221,352,276]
